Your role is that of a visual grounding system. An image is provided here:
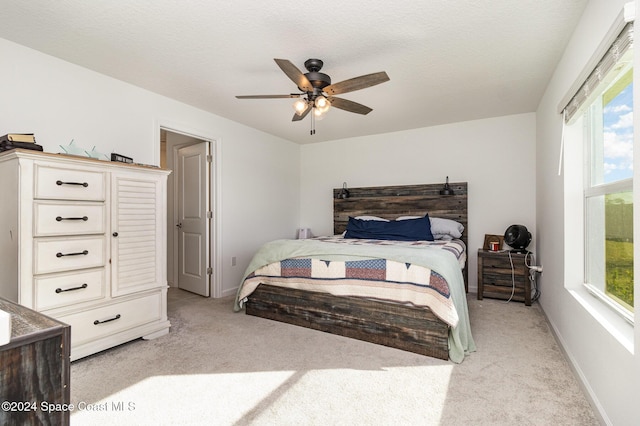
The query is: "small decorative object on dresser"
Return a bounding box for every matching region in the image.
[111,152,133,163]
[477,249,532,306]
[0,149,171,361]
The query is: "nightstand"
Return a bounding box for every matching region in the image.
[0,297,71,425]
[477,249,531,305]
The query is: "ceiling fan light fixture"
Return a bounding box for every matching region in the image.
[315,96,331,113]
[293,98,309,116]
[313,106,326,120]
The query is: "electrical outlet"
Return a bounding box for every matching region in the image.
[529,265,543,273]
[231,256,237,266]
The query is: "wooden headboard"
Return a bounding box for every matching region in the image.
[333,182,468,289]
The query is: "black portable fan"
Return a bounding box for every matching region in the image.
[504,225,531,253]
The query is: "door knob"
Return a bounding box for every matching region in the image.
[176,223,183,229]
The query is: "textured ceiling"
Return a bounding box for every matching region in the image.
[0,0,588,144]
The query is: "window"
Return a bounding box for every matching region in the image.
[583,37,634,322]
[562,17,634,324]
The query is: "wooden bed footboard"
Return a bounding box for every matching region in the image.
[245,284,449,360]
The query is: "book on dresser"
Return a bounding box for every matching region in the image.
[0,133,36,143]
[0,133,43,153]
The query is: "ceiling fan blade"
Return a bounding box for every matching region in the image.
[324,71,390,95]
[292,105,311,121]
[274,58,314,92]
[236,94,300,99]
[327,97,373,115]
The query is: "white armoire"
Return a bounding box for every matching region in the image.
[0,149,171,360]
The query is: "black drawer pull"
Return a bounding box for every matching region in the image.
[94,314,121,325]
[56,250,89,258]
[56,180,89,187]
[56,216,88,222]
[55,283,88,293]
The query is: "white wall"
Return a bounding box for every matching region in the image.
[300,113,537,292]
[536,0,639,424]
[0,37,300,298]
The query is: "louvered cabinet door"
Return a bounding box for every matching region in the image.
[110,172,167,297]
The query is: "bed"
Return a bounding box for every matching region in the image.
[234,182,475,362]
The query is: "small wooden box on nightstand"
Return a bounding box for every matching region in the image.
[477,249,532,306]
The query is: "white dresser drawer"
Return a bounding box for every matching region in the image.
[34,236,106,275]
[35,269,106,311]
[58,292,163,346]
[34,202,106,236]
[34,164,106,201]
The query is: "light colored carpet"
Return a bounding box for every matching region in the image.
[69,288,598,425]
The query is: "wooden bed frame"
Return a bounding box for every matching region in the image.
[245,182,468,360]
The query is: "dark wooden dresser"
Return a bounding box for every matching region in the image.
[0,297,71,426]
[477,249,532,305]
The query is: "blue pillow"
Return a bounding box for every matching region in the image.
[344,215,434,241]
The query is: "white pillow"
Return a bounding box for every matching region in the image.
[430,217,464,238]
[355,215,389,221]
[396,216,421,221]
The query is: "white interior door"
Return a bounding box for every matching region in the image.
[177,142,210,296]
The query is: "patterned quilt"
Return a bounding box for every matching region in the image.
[237,238,467,327]
[313,235,467,268]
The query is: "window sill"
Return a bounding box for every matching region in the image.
[568,286,634,354]
[584,283,634,325]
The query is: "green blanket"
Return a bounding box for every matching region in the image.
[234,238,476,363]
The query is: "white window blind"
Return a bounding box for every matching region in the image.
[562,22,634,124]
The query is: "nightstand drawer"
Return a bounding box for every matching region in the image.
[34,164,106,201]
[481,255,527,276]
[482,272,526,288]
[482,284,527,302]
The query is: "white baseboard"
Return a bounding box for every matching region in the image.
[537,303,610,426]
[221,286,239,298]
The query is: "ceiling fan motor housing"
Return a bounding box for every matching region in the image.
[303,58,331,91]
[304,58,324,72]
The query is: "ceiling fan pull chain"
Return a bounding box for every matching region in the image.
[310,109,316,135]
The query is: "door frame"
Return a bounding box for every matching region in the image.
[155,121,222,298]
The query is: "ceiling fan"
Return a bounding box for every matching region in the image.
[236,58,390,134]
